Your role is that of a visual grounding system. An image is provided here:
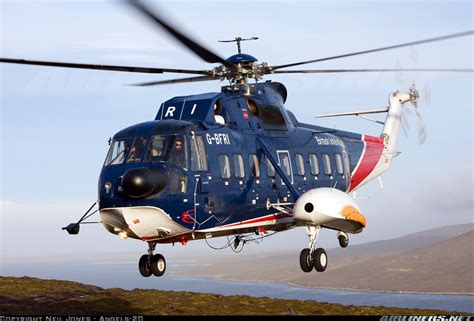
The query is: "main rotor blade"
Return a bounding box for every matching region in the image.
[272,68,474,74]
[271,31,474,70]
[130,75,217,87]
[0,58,210,75]
[127,0,232,67]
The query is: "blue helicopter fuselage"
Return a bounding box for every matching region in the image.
[98,82,382,243]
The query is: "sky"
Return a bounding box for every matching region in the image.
[0,0,472,263]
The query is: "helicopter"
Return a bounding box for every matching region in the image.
[1,0,472,278]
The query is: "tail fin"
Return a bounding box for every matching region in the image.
[349,89,417,191]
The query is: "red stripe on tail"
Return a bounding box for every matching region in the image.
[349,135,384,192]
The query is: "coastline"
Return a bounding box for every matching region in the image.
[170,271,474,297]
[2,276,469,316]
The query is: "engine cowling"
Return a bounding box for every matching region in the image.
[293,188,366,233]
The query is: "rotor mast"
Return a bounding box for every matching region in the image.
[216,37,264,85]
[218,36,259,54]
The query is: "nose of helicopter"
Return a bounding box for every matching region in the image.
[121,167,167,199]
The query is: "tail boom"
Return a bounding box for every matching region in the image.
[348,90,415,192]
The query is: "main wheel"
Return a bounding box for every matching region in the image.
[338,235,349,248]
[150,254,166,277]
[299,248,313,273]
[138,254,152,277]
[313,248,327,272]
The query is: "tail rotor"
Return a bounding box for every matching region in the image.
[408,83,429,145]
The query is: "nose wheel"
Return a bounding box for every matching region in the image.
[138,243,167,277]
[299,225,327,273]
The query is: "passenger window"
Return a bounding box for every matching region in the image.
[233,154,245,179]
[323,154,332,175]
[266,156,275,177]
[295,154,305,176]
[190,135,209,171]
[249,154,260,178]
[343,151,351,175]
[309,154,319,176]
[219,154,231,179]
[335,153,344,175]
[280,153,291,177]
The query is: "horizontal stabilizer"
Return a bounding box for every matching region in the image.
[315,107,389,118]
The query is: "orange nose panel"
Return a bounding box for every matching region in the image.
[341,205,367,227]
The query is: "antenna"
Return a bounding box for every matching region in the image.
[218,36,259,54]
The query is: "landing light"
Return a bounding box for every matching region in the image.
[133,176,143,185]
[118,230,128,240]
[104,181,112,191]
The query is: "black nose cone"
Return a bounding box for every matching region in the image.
[121,167,167,199]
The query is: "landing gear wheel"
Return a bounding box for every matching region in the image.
[138,254,152,277]
[313,248,327,272]
[299,248,313,273]
[338,235,349,248]
[150,254,166,277]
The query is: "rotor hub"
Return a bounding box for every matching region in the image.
[212,60,271,84]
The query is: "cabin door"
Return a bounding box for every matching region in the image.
[188,133,211,224]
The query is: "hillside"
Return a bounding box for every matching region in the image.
[0,276,467,315]
[174,224,474,294]
[330,223,474,259]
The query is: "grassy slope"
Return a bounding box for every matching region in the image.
[0,276,468,315]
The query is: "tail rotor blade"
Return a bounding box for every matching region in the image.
[424,83,432,106]
[414,106,427,145]
[400,108,410,137]
[404,103,413,117]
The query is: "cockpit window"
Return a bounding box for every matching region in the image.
[105,134,189,169]
[126,137,148,163]
[145,136,166,162]
[145,134,188,169]
[190,135,208,171]
[167,136,187,169]
[104,138,132,166]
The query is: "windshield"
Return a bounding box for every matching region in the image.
[104,134,188,168]
[104,138,132,166]
[145,134,188,169]
[127,137,148,164]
